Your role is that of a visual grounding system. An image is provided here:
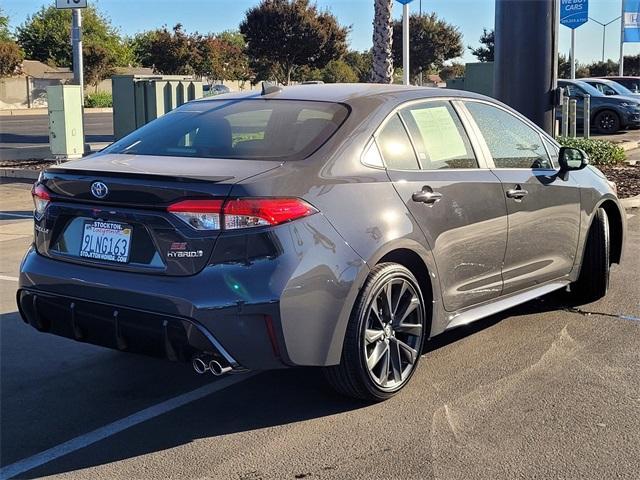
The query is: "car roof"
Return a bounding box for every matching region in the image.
[583,78,615,84]
[190,83,489,105]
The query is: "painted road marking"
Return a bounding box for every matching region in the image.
[0,372,257,480]
[0,275,19,282]
[0,213,33,219]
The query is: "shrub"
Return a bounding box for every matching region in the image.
[84,91,112,108]
[557,137,626,166]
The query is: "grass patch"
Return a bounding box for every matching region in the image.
[85,92,113,108]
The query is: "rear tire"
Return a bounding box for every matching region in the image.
[593,110,621,134]
[571,208,610,304]
[323,263,427,401]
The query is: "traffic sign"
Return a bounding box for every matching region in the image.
[395,0,415,4]
[560,0,589,29]
[56,0,87,9]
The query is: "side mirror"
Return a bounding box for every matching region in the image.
[559,147,589,173]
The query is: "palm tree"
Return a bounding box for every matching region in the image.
[371,0,394,83]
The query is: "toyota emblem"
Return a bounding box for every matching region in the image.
[90,181,109,199]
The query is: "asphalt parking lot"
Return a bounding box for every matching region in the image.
[0,178,639,480]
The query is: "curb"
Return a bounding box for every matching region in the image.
[0,107,113,116]
[0,168,40,180]
[618,140,639,152]
[620,194,640,210]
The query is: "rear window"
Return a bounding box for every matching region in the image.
[104,99,350,161]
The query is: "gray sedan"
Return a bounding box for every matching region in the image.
[18,84,624,401]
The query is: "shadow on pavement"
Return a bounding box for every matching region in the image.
[3,289,587,478]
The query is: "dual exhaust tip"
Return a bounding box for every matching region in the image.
[192,355,233,376]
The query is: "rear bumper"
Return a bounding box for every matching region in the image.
[17,288,246,371]
[17,214,367,369]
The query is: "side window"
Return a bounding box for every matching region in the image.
[376,114,420,170]
[465,102,553,169]
[542,137,559,168]
[400,101,478,169]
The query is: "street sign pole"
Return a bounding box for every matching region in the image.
[560,0,589,79]
[72,9,83,93]
[620,0,625,75]
[403,2,410,85]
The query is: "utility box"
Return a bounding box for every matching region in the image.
[112,75,203,140]
[46,85,85,159]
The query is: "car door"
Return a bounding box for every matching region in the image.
[462,100,581,295]
[378,100,508,312]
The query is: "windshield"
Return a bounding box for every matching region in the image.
[572,81,604,97]
[104,99,350,161]
[608,81,634,96]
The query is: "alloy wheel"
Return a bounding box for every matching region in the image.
[363,277,424,390]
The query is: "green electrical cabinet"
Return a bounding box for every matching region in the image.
[47,85,85,159]
[112,75,203,140]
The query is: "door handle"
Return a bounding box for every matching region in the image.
[412,187,442,205]
[506,186,529,200]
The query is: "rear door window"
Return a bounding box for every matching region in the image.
[376,114,420,170]
[400,101,478,169]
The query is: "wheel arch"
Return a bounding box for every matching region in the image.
[598,198,624,264]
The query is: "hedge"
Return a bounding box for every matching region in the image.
[84,92,113,108]
[556,137,626,166]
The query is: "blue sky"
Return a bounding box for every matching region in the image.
[3,0,637,64]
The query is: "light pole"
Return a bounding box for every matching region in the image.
[589,16,621,62]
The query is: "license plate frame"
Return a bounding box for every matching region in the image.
[79,220,133,264]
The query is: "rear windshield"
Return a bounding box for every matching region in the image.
[104,99,350,161]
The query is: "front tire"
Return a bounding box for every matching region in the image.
[593,110,621,134]
[324,263,427,401]
[571,208,610,304]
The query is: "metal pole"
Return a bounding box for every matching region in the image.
[570,29,576,79]
[583,94,590,139]
[71,8,86,153]
[620,0,625,75]
[590,17,622,63]
[72,9,83,93]
[569,99,577,138]
[403,3,410,85]
[561,91,569,137]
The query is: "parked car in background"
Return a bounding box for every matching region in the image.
[203,84,231,97]
[558,79,640,134]
[19,84,625,401]
[583,78,640,98]
[598,76,640,93]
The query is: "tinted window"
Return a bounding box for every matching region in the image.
[542,138,558,168]
[104,100,349,161]
[377,114,419,170]
[400,102,477,169]
[466,102,553,169]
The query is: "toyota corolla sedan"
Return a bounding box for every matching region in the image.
[18,84,625,401]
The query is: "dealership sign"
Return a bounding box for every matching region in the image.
[624,0,640,42]
[560,0,589,29]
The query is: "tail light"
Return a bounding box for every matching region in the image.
[32,184,51,218]
[167,198,317,231]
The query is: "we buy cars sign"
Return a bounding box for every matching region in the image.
[560,0,589,29]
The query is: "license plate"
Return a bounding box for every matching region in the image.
[79,221,132,264]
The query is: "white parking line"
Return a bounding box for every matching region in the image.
[0,275,19,282]
[0,373,256,480]
[0,213,33,219]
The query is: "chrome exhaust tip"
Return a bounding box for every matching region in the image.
[209,360,233,376]
[192,356,210,374]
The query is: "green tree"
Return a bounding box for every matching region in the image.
[321,59,358,83]
[392,13,463,80]
[240,0,348,85]
[439,62,465,81]
[1,7,12,41]
[0,40,24,76]
[469,28,494,62]
[558,54,590,79]
[138,24,202,75]
[195,33,251,81]
[343,50,372,82]
[84,43,117,90]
